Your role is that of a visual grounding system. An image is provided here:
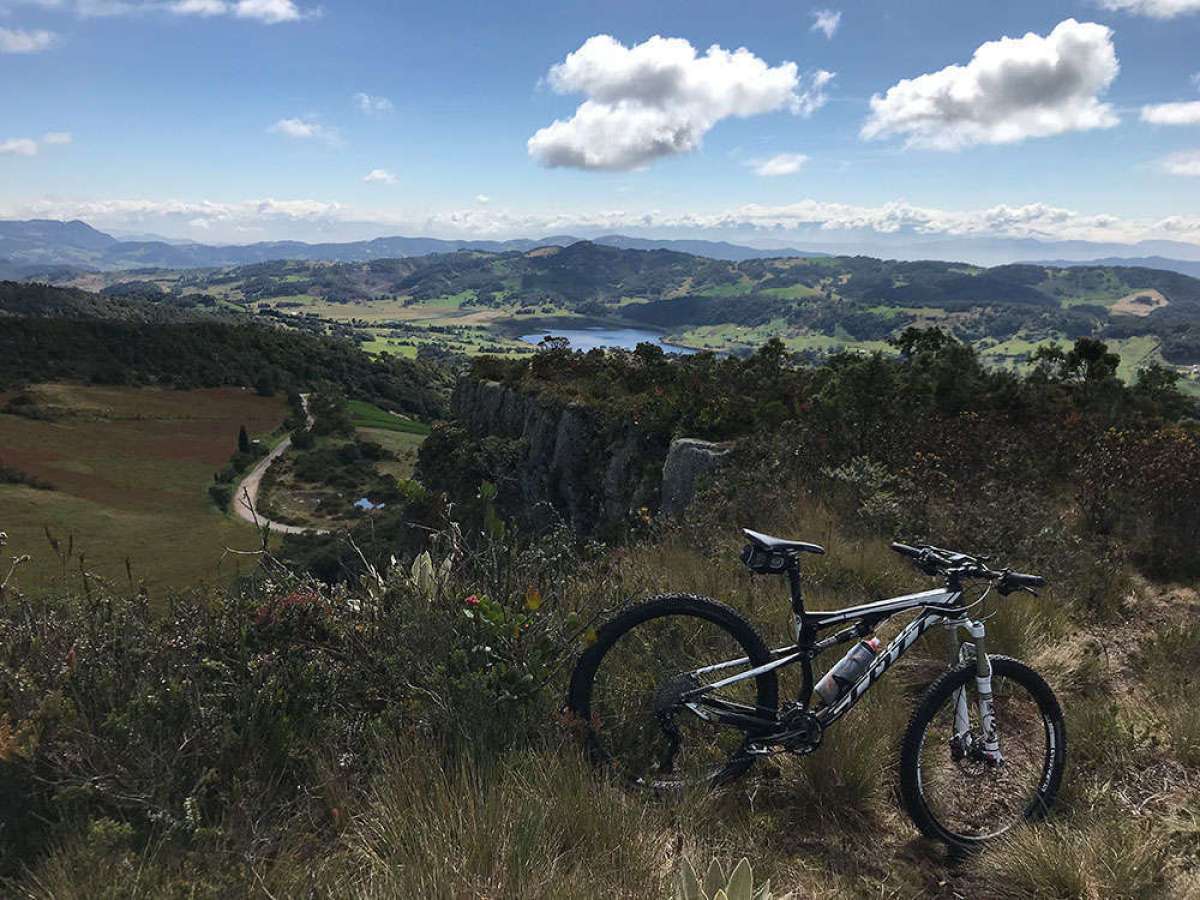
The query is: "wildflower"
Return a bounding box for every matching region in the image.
[465,594,480,607]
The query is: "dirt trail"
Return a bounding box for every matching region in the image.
[233,394,328,535]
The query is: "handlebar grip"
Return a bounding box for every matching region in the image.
[890,542,922,559]
[1000,571,1046,594]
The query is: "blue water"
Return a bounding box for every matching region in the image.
[519,327,697,354]
[355,498,385,511]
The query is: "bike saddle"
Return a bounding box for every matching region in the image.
[742,529,826,556]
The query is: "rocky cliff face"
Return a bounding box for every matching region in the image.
[440,379,734,535]
[448,379,667,535]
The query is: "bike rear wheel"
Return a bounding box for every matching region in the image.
[899,655,1066,849]
[567,594,778,790]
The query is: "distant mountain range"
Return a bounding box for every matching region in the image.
[0,220,827,273]
[5,218,1200,276]
[793,236,1200,268]
[1026,256,1200,279]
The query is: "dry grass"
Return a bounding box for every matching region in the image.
[5,484,1199,898]
[0,383,287,593]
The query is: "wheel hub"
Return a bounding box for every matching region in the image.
[653,672,702,716]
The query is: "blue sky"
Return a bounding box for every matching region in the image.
[2,0,1199,248]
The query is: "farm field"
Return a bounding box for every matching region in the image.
[0,383,288,594]
[357,427,425,481]
[348,399,433,436]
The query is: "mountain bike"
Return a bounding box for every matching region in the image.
[566,529,1066,849]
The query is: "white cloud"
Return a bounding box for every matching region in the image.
[0,138,39,156]
[528,34,832,171]
[811,9,841,39]
[1141,101,1200,125]
[233,0,303,24]
[1098,0,1200,18]
[1159,150,1200,176]
[354,92,393,115]
[862,19,1119,150]
[750,152,809,176]
[14,0,141,16]
[42,131,72,144]
[0,27,57,53]
[12,193,1200,246]
[14,0,309,22]
[363,168,397,184]
[475,194,491,204]
[270,117,341,146]
[170,0,227,15]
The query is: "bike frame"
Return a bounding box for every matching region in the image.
[679,561,1003,762]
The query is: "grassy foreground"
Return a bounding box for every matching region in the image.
[2,481,1197,898]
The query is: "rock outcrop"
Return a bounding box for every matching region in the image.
[660,438,732,519]
[438,379,735,534]
[447,379,667,535]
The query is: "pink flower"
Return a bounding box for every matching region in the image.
[465,595,480,607]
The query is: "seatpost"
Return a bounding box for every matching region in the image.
[786,557,805,615]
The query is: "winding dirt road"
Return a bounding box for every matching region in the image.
[234,394,328,535]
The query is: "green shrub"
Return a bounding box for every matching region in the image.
[207,483,233,511]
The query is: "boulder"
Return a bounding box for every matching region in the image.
[660,438,732,519]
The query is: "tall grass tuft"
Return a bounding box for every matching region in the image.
[973,815,1169,900]
[326,748,671,899]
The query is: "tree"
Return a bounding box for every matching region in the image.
[238,425,250,454]
[255,371,277,397]
[891,325,952,360]
[1132,363,1193,420]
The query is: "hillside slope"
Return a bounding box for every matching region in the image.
[0,219,827,269]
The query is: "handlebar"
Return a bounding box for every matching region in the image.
[889,541,1045,595]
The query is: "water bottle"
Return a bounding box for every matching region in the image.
[813,638,882,707]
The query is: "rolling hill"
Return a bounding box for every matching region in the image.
[10,241,1200,383]
[0,219,827,271]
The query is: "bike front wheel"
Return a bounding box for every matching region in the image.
[899,655,1066,849]
[566,593,778,791]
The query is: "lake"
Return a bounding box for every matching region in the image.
[519,327,697,354]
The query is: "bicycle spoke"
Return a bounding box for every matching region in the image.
[917,672,1051,839]
[586,613,764,788]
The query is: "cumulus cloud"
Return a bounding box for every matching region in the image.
[750,153,809,176]
[42,131,73,144]
[232,0,302,22]
[170,0,227,14]
[1141,101,1200,125]
[862,19,1119,150]
[363,168,397,184]
[475,194,491,204]
[528,34,832,171]
[11,193,1200,247]
[0,27,57,53]
[811,9,841,39]
[1098,0,1200,18]
[1160,150,1200,176]
[0,138,39,156]
[13,0,310,22]
[270,117,341,146]
[353,92,393,115]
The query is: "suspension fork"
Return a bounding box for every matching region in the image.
[946,619,1003,766]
